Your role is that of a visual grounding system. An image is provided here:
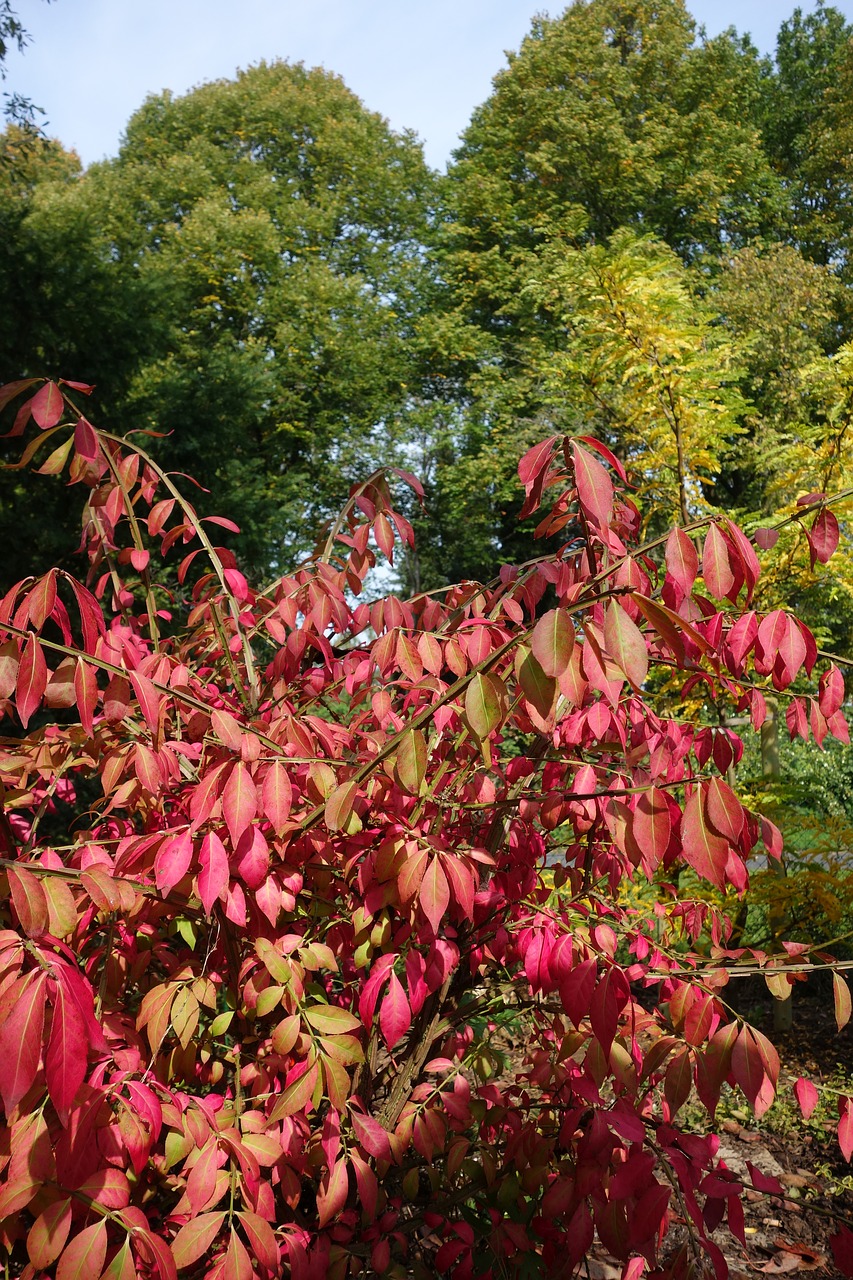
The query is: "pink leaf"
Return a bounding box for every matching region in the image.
[155,831,194,895]
[665,528,699,598]
[681,786,729,890]
[0,970,47,1112]
[45,979,88,1124]
[794,1077,819,1120]
[197,831,229,916]
[604,600,648,688]
[31,381,64,430]
[810,508,840,564]
[573,440,613,528]
[262,760,293,836]
[703,524,736,600]
[350,1107,392,1160]
[379,971,411,1049]
[840,1100,853,1162]
[419,857,450,934]
[56,1220,107,1280]
[530,608,574,679]
[222,762,258,847]
[171,1212,227,1270]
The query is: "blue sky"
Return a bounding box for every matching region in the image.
[5,0,853,171]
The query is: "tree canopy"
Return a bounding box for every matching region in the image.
[1,60,436,577]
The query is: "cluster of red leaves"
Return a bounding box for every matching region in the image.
[0,383,851,1280]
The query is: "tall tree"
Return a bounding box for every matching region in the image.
[410,0,785,586]
[762,2,853,272]
[2,61,436,580]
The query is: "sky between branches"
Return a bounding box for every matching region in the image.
[6,0,853,171]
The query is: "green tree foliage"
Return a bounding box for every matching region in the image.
[1,61,435,579]
[415,0,853,591]
[762,1,853,272]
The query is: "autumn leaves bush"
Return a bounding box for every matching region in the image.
[0,379,852,1279]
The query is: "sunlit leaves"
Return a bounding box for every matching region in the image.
[464,672,505,739]
[530,609,574,678]
[0,971,47,1112]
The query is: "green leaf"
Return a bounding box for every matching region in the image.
[464,672,505,739]
[304,1005,362,1036]
[530,609,574,679]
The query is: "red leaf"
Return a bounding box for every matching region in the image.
[830,1226,853,1278]
[223,1226,253,1280]
[732,1025,779,1118]
[628,1182,670,1248]
[575,435,628,481]
[56,1219,107,1280]
[840,1100,853,1163]
[810,508,839,564]
[45,979,88,1124]
[72,658,97,737]
[706,777,744,843]
[67,579,105,653]
[834,973,852,1033]
[171,1212,227,1270]
[350,1107,392,1160]
[16,633,47,728]
[379,971,412,1049]
[703,524,736,600]
[530,609,574,678]
[31,381,64,430]
[819,664,845,718]
[794,1077,819,1121]
[760,815,783,860]
[325,778,362,835]
[518,436,557,489]
[317,1159,349,1230]
[73,416,99,461]
[235,826,270,890]
[419,857,450,934]
[222,762,258,847]
[8,864,49,937]
[0,970,47,1112]
[262,760,292,836]
[236,1212,279,1274]
[155,831,194,895]
[681,786,729,890]
[573,440,613,528]
[197,832,229,916]
[746,1160,783,1195]
[754,527,779,550]
[665,527,699,597]
[27,1198,72,1270]
[186,1139,225,1215]
[559,957,598,1027]
[28,571,57,630]
[632,788,671,874]
[604,600,648,688]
